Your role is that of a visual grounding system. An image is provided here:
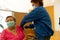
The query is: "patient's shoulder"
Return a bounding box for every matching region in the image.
[1,29,7,34]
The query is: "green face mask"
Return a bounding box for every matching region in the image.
[6,21,15,27]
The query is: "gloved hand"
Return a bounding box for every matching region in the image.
[24,24,34,29]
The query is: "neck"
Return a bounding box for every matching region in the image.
[8,26,16,30]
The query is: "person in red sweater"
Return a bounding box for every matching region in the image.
[1,16,25,40]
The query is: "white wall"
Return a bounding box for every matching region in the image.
[54,0,60,31]
[43,0,54,7]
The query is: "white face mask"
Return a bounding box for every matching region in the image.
[33,6,37,9]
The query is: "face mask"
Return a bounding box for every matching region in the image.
[6,21,15,27]
[33,6,37,9]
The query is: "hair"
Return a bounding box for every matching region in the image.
[31,0,43,6]
[6,16,16,22]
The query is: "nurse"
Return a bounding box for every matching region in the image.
[20,0,54,40]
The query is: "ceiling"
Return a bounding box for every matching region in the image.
[0,0,54,13]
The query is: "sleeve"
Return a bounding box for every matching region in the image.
[20,8,43,27]
[1,30,7,40]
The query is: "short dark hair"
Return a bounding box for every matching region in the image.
[31,0,43,6]
[6,16,16,22]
